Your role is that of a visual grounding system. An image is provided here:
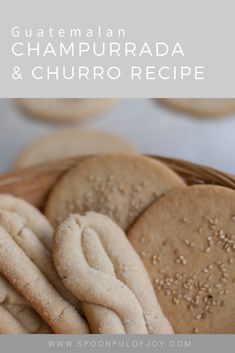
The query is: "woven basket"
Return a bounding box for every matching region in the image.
[0,155,234,209]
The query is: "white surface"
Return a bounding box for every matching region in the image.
[0,99,235,174]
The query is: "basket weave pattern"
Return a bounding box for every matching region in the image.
[0,155,234,209]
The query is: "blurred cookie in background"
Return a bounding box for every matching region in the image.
[14,129,136,168]
[159,99,235,117]
[16,99,117,123]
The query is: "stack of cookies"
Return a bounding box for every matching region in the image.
[0,153,235,334]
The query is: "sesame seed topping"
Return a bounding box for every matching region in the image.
[215,284,222,288]
[148,213,235,332]
[172,297,180,305]
[205,247,211,253]
[176,255,187,265]
[152,253,161,264]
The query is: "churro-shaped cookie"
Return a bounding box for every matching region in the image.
[53,212,173,334]
[0,194,53,250]
[0,275,51,333]
[0,210,80,310]
[0,195,82,311]
[0,225,89,333]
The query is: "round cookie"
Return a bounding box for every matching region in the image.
[14,129,136,169]
[45,154,185,229]
[160,99,235,117]
[17,99,117,123]
[128,185,235,333]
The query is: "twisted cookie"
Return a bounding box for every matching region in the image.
[0,225,89,333]
[0,210,80,310]
[0,194,53,250]
[0,274,51,333]
[0,194,83,312]
[0,196,89,333]
[53,212,173,334]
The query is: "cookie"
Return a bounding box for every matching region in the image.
[160,99,235,117]
[0,224,89,333]
[17,99,116,123]
[14,129,136,169]
[0,194,84,312]
[0,195,88,333]
[45,154,185,230]
[128,185,235,333]
[53,212,173,334]
[0,210,80,310]
[0,194,53,250]
[0,274,51,333]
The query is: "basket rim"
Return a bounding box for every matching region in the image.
[0,154,235,208]
[0,154,235,187]
[152,155,235,189]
